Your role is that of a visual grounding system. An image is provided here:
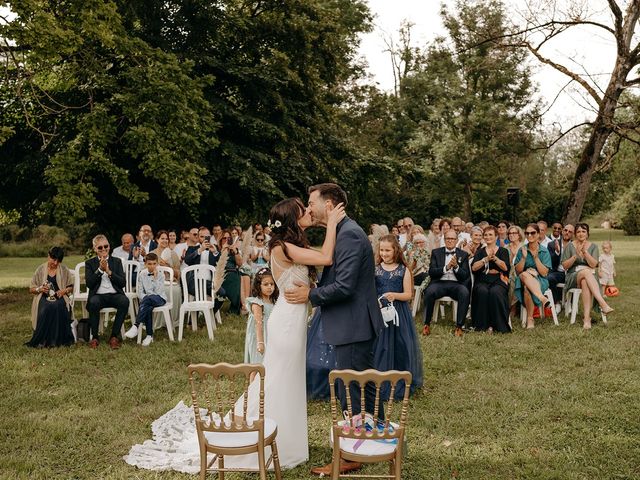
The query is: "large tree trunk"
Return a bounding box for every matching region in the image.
[563,65,629,225]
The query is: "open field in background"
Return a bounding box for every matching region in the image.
[0,229,638,479]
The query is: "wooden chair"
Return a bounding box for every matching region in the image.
[328,369,411,480]
[178,265,217,341]
[187,363,282,480]
[136,266,176,343]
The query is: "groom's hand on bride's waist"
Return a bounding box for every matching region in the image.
[284,281,310,304]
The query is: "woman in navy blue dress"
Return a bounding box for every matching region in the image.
[373,234,423,400]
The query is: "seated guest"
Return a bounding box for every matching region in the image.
[547,223,573,309]
[250,232,270,274]
[452,216,471,247]
[168,230,178,251]
[218,229,245,315]
[514,223,552,329]
[438,218,452,247]
[26,247,75,348]
[151,230,182,322]
[426,218,441,253]
[506,225,524,317]
[471,226,511,332]
[422,230,471,337]
[174,227,198,270]
[86,235,130,349]
[184,227,220,298]
[550,222,563,242]
[112,233,134,263]
[124,253,166,346]
[129,224,157,262]
[407,233,430,286]
[496,221,510,247]
[463,225,484,257]
[561,223,614,329]
[537,220,552,249]
[212,224,223,245]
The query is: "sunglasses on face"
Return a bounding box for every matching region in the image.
[525,231,537,236]
[508,231,518,235]
[96,245,110,250]
[256,238,264,242]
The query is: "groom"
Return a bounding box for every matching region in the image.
[285,183,384,475]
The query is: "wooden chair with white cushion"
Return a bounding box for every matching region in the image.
[136,266,176,343]
[188,362,282,480]
[178,265,217,341]
[328,369,411,480]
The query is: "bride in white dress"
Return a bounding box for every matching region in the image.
[124,198,345,473]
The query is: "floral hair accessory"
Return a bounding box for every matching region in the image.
[267,219,282,229]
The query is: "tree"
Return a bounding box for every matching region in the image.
[508,0,640,224]
[403,0,540,221]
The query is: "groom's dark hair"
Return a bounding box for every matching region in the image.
[308,183,348,208]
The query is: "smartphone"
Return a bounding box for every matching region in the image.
[204,235,211,242]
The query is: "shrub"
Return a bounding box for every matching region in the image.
[621,181,640,235]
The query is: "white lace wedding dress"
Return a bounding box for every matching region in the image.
[124,260,310,472]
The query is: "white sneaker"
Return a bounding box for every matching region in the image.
[142,335,153,347]
[124,324,139,339]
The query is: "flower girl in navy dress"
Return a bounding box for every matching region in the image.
[374,234,424,400]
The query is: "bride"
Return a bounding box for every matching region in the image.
[124,197,345,473]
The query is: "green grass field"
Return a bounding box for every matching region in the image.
[0,229,638,479]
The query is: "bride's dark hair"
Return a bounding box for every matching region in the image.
[267,198,318,281]
[267,198,310,259]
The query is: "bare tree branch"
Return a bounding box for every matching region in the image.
[532,121,592,151]
[524,43,603,106]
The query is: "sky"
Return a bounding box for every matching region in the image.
[1,1,621,130]
[359,0,620,130]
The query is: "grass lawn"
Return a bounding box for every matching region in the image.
[0,229,638,479]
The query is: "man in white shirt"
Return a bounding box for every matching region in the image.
[85,235,129,349]
[112,233,134,263]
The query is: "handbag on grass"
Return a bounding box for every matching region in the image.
[378,296,399,327]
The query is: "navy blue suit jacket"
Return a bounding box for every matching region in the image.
[85,256,126,297]
[428,247,471,290]
[308,217,383,346]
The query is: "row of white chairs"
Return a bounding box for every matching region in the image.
[71,261,223,342]
[411,281,606,328]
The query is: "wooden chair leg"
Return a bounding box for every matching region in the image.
[257,444,267,480]
[218,455,224,480]
[199,447,207,480]
[271,441,282,480]
[331,438,341,480]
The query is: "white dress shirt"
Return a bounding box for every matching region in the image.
[442,250,460,281]
[96,257,117,294]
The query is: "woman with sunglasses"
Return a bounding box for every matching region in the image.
[249,232,270,274]
[561,223,613,329]
[514,223,553,329]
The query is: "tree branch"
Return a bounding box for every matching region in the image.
[524,43,603,106]
[532,121,592,151]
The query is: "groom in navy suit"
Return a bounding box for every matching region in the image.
[284,183,384,475]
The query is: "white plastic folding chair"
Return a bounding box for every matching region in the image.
[123,259,140,321]
[432,296,458,324]
[136,266,176,343]
[178,264,217,341]
[411,284,425,318]
[566,288,608,325]
[72,262,89,317]
[520,288,559,327]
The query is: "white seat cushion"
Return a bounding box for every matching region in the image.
[330,421,399,456]
[203,417,277,448]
